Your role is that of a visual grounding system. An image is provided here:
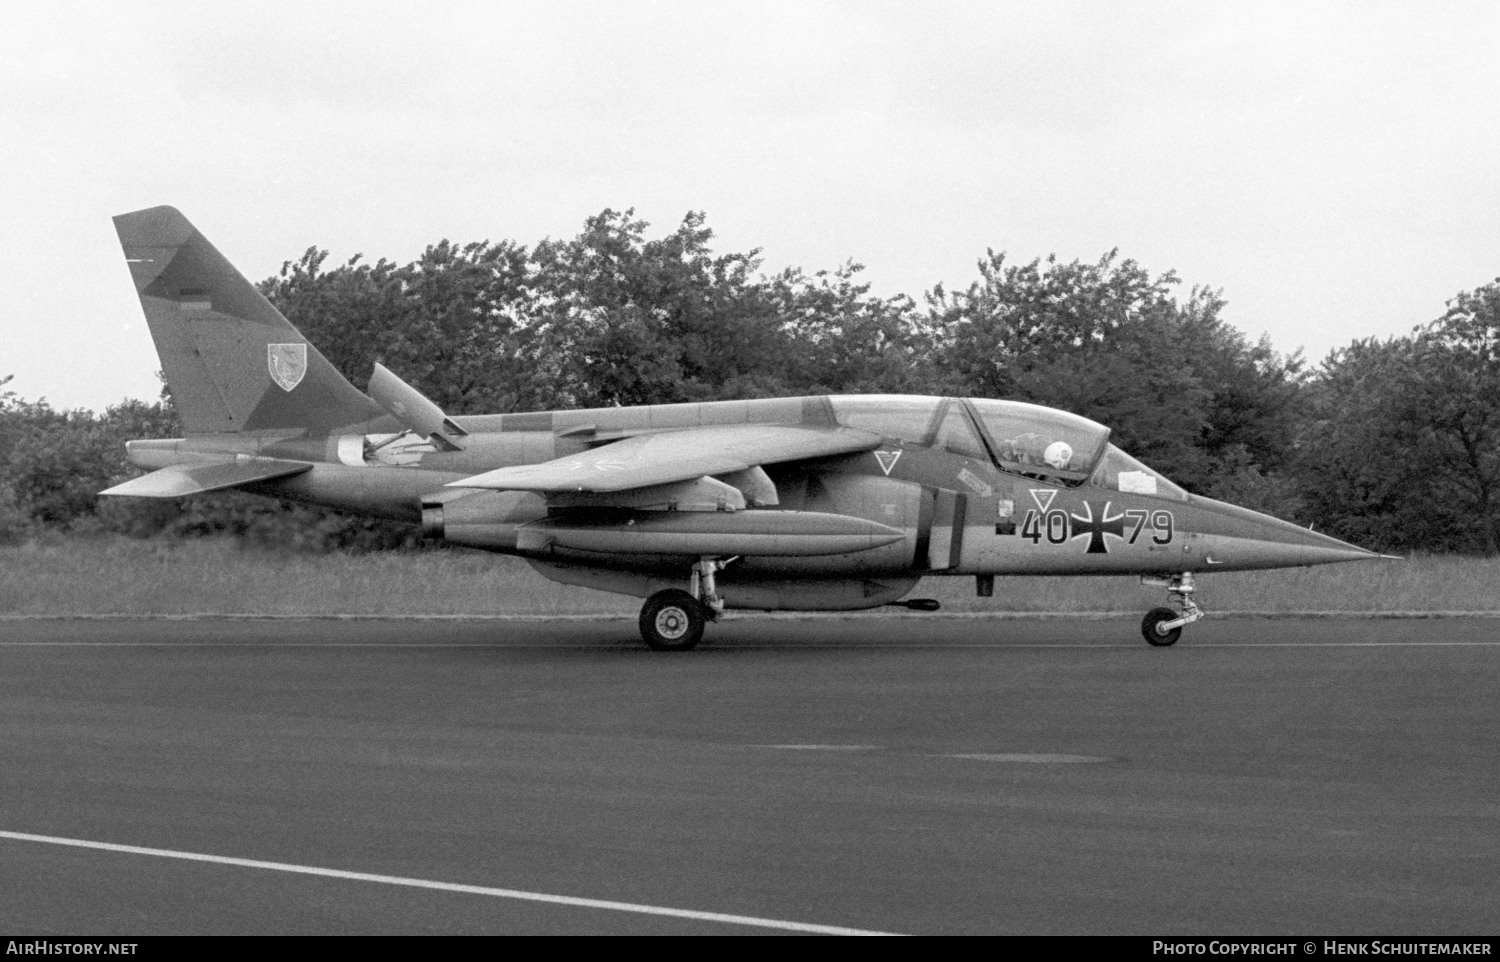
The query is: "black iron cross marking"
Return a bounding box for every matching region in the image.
[1070,500,1127,554]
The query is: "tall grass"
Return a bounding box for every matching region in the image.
[0,538,632,617]
[1,537,1495,617]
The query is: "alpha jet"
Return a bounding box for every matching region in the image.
[102,206,1380,649]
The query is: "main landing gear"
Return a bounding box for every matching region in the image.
[638,556,735,651]
[1139,572,1205,647]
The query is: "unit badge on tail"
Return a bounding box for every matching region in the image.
[268,343,308,391]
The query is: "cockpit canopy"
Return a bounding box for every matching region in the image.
[829,395,1186,498]
[965,398,1108,485]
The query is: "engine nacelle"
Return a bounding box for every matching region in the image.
[420,489,547,549]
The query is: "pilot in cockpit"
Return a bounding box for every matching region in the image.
[1005,433,1073,470]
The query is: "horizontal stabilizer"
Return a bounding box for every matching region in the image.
[449,423,881,494]
[100,458,313,498]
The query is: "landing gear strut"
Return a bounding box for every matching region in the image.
[637,556,735,651]
[1139,572,1205,647]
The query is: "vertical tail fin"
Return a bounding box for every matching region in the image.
[113,205,387,435]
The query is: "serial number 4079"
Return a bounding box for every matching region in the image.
[1018,508,1175,546]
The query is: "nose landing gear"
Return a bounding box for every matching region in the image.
[1139,572,1205,646]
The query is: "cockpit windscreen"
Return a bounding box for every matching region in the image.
[1089,444,1188,501]
[965,399,1110,485]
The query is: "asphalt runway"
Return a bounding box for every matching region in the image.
[1,615,1497,935]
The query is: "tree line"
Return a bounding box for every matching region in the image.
[2,208,1496,554]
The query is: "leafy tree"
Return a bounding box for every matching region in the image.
[1292,291,1500,556]
[1295,338,1420,550]
[0,374,35,543]
[3,396,176,532]
[1405,282,1500,552]
[1422,282,1500,552]
[524,209,792,406]
[261,238,544,414]
[764,262,936,395]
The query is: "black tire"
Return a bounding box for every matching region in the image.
[1141,607,1182,646]
[639,590,706,651]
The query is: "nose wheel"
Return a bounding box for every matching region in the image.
[1141,606,1183,646]
[1139,572,1205,646]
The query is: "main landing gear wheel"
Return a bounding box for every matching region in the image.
[1141,607,1182,647]
[639,589,706,652]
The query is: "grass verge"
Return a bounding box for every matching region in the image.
[2,537,1496,617]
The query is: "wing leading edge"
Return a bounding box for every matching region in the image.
[448,423,881,494]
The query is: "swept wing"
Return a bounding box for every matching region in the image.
[448,423,881,494]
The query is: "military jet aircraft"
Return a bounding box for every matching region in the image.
[102,206,1381,650]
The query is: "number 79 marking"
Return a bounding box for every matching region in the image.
[1122,509,1174,545]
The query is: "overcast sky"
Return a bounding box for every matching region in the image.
[3,1,1497,412]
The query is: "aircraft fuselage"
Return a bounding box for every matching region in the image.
[105,205,1383,645]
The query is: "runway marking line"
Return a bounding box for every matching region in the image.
[0,830,900,936]
[2,641,1500,649]
[758,744,883,751]
[945,753,1111,763]
[753,746,1111,763]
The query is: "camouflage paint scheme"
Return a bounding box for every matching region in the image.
[104,206,1379,633]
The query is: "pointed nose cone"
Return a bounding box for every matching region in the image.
[1187,495,1381,571]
